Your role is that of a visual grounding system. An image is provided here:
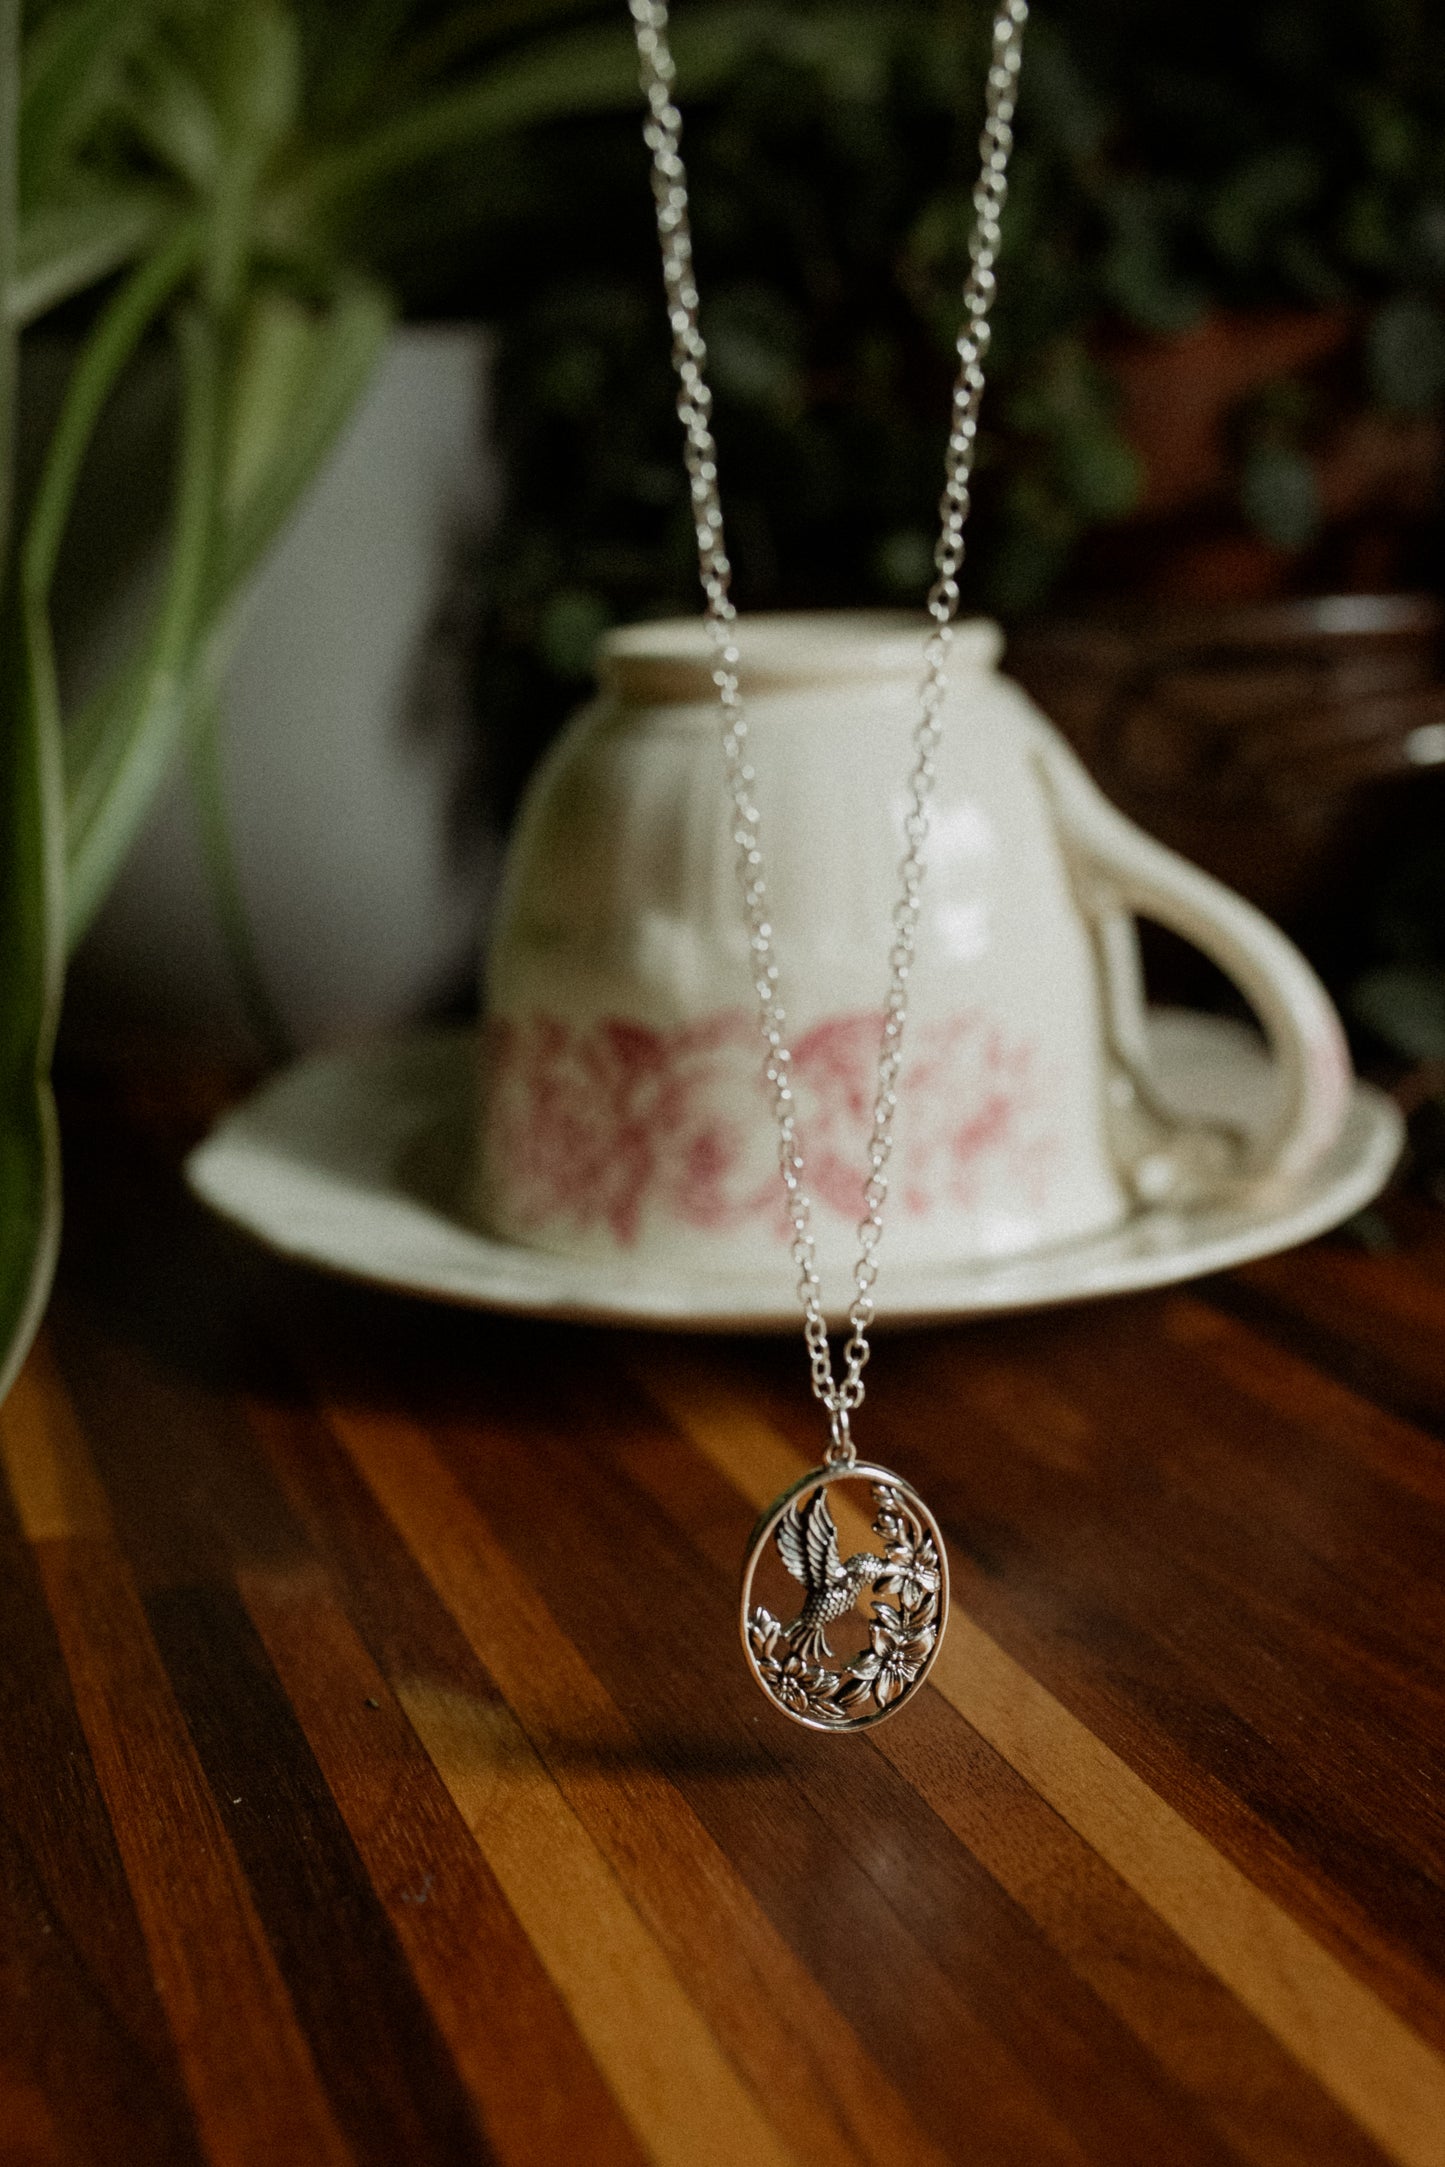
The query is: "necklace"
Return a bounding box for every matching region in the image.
[630,0,1028,1729]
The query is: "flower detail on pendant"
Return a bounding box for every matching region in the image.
[853,1601,940,1708]
[870,1489,943,1611]
[747,1610,827,1715]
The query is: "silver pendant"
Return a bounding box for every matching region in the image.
[740,1463,949,1731]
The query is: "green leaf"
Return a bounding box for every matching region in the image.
[0,581,65,1409]
[378,0,603,99]
[206,274,391,606]
[19,0,154,205]
[204,0,301,318]
[0,0,65,1408]
[212,0,300,156]
[1352,964,1445,1063]
[122,42,221,193]
[1206,148,1320,272]
[10,186,170,327]
[308,0,417,123]
[538,588,611,679]
[185,685,291,1061]
[1017,18,1106,164]
[66,302,223,945]
[1367,295,1445,416]
[20,226,199,960]
[27,220,197,605]
[873,527,936,597]
[1239,438,1321,551]
[218,283,344,531]
[706,286,804,411]
[65,273,391,945]
[0,0,13,564]
[1099,186,1207,335]
[288,6,898,226]
[1056,424,1143,521]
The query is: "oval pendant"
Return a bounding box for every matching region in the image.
[740,1462,949,1731]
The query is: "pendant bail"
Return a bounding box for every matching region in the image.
[825,1406,857,1469]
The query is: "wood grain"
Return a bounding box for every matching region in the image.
[238,1562,647,2167]
[1,1074,1442,2166]
[0,1348,353,2167]
[616,1361,1392,2167]
[43,1297,645,2167]
[631,1346,1445,2167]
[305,1387,974,2167]
[0,1358,203,2167]
[245,1388,949,2167]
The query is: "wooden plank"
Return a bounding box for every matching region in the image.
[614,1365,1392,2167]
[0,1352,204,2167]
[24,1067,1445,2167]
[239,1559,649,2167]
[0,2066,68,2167]
[940,1611,1445,2167]
[1228,1248,1445,1440]
[441,1355,1327,2167]
[302,1377,1108,2166]
[246,1386,949,2167]
[1,1335,110,1540]
[1,1344,355,2167]
[284,1388,926,2167]
[399,1676,796,2167]
[904,1306,1445,2039]
[1166,1293,1445,1511]
[314,1361,1249,2167]
[632,1343,1445,2167]
[144,1577,497,2167]
[880,1694,1394,2167]
[49,1296,646,2167]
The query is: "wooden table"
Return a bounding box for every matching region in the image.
[1,1071,1443,2167]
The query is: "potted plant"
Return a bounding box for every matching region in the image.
[0,0,821,1400]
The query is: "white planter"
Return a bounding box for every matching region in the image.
[63,324,497,1055]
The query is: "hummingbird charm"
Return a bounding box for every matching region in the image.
[775,1487,889,1664]
[740,1465,949,1731]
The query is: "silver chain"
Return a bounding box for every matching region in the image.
[630,0,1027,1466]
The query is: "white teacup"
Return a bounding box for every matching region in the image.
[474,612,1352,1277]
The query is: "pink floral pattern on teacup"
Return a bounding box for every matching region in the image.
[484,1006,1058,1248]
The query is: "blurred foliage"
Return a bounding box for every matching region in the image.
[450,0,1445,809]
[1,0,715,1401]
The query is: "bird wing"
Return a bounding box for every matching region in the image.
[775,1488,844,1591]
[802,1488,844,1589]
[775,1500,810,1585]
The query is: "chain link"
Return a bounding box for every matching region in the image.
[630,0,1028,1465]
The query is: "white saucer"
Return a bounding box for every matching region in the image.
[185,1014,1402,1333]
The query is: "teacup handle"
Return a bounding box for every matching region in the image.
[1028,717,1352,1195]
